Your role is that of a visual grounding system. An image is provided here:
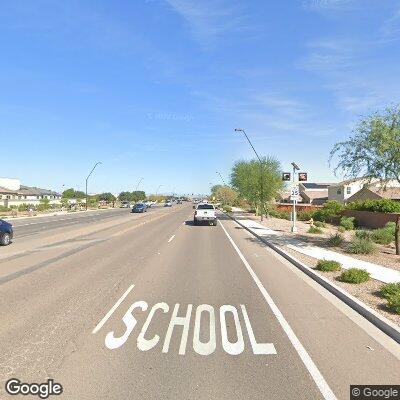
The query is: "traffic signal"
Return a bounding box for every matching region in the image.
[282,172,291,181]
[298,172,308,181]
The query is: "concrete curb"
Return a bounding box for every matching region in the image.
[225,212,400,345]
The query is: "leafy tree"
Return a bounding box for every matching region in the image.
[330,105,400,186]
[214,186,238,205]
[118,191,133,202]
[62,188,85,199]
[98,192,116,202]
[210,185,223,198]
[131,191,146,202]
[230,157,283,217]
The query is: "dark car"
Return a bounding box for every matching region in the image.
[0,219,13,246]
[132,203,147,213]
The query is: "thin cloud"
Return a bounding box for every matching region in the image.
[164,0,248,46]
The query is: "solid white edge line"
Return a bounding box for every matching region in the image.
[92,284,135,334]
[218,220,337,400]
[168,235,175,243]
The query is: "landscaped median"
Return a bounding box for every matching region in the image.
[228,208,400,328]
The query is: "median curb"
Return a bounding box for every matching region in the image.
[224,212,400,346]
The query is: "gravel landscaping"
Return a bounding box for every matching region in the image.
[236,211,400,327]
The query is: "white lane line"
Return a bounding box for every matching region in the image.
[168,235,175,243]
[219,220,337,400]
[92,284,135,334]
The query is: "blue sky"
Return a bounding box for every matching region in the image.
[1,0,400,195]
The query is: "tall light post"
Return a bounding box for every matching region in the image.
[234,128,265,221]
[291,162,300,233]
[135,177,143,191]
[216,171,227,186]
[85,162,102,211]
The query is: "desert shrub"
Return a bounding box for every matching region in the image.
[297,210,315,221]
[313,201,345,222]
[387,293,400,314]
[384,222,396,236]
[347,199,400,213]
[380,282,400,299]
[347,237,376,254]
[223,205,232,213]
[339,268,370,283]
[308,226,323,234]
[327,233,344,247]
[0,205,10,212]
[340,216,356,230]
[316,259,341,272]
[355,230,373,240]
[338,226,346,233]
[314,221,326,228]
[371,228,394,245]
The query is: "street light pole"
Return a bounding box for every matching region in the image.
[135,177,143,191]
[85,162,102,211]
[234,128,265,221]
[291,162,300,233]
[216,171,227,186]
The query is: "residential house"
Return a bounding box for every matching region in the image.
[328,178,400,203]
[0,177,61,208]
[347,186,400,202]
[299,183,331,205]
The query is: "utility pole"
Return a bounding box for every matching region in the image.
[216,171,227,186]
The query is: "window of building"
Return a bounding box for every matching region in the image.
[337,189,342,195]
[346,187,351,195]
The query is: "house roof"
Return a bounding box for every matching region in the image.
[301,183,332,189]
[0,185,60,196]
[369,187,400,200]
[301,190,329,201]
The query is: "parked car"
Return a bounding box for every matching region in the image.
[193,203,217,226]
[121,201,131,208]
[164,201,173,207]
[0,219,13,246]
[132,203,147,213]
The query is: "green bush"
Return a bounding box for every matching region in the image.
[339,268,370,283]
[327,233,344,247]
[380,282,400,299]
[297,210,315,221]
[308,226,323,234]
[387,293,400,314]
[347,199,400,213]
[0,205,10,212]
[316,259,342,272]
[371,228,394,245]
[223,205,232,213]
[347,237,376,254]
[314,221,326,228]
[313,201,345,222]
[340,216,356,230]
[338,226,346,233]
[384,222,396,236]
[355,230,373,240]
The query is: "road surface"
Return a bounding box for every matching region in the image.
[0,204,399,399]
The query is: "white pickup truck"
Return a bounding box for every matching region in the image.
[193,203,217,226]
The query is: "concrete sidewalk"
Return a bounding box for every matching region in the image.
[235,217,400,284]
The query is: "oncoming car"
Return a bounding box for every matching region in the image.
[131,203,147,213]
[0,219,13,246]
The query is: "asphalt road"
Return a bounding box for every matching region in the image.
[0,204,399,399]
[8,208,138,238]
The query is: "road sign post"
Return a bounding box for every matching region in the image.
[290,163,300,233]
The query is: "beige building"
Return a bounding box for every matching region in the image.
[347,186,400,202]
[0,177,61,208]
[328,178,400,203]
